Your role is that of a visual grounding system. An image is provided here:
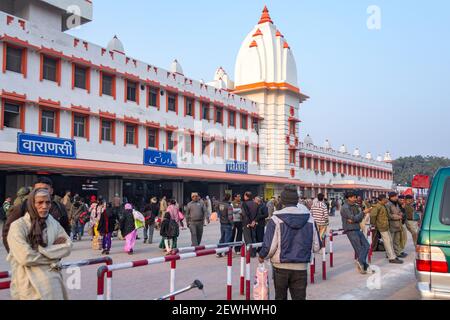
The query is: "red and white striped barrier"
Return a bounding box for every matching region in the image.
[170,241,244,255]
[97,247,231,300]
[169,241,243,300]
[0,257,113,299]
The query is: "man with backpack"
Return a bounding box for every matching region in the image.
[69,195,88,241]
[2,177,71,253]
[259,185,320,300]
[216,194,234,257]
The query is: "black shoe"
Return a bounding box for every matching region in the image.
[397,252,408,258]
[143,239,147,243]
[101,250,106,255]
[105,251,110,255]
[389,258,403,264]
[363,263,375,274]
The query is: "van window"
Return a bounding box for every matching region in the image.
[440,177,450,225]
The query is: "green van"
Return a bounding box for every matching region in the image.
[416,167,450,299]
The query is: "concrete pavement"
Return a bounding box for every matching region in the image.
[0,212,420,300]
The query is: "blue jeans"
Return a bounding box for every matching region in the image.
[219,224,233,244]
[71,221,83,239]
[346,230,370,267]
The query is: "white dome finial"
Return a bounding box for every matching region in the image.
[353,148,361,157]
[304,134,314,145]
[107,35,125,53]
[324,139,332,150]
[366,152,373,160]
[384,151,392,162]
[339,144,347,153]
[171,59,184,76]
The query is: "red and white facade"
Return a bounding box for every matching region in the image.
[0,2,393,202]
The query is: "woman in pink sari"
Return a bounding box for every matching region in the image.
[119,203,137,254]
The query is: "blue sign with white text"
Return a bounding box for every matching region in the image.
[17,133,76,159]
[143,149,177,168]
[226,161,248,174]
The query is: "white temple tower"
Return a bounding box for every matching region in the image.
[233,6,309,178]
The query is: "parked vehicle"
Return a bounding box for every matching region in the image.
[415,167,450,299]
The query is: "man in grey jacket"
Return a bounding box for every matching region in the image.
[385,192,407,258]
[341,191,373,274]
[185,192,208,246]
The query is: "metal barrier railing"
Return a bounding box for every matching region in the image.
[0,257,113,299]
[97,247,232,300]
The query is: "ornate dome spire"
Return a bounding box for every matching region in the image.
[258,6,273,24]
[107,35,125,54]
[171,59,184,76]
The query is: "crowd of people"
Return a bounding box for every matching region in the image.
[0,177,426,301]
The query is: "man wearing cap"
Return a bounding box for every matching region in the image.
[404,195,419,244]
[370,194,403,264]
[259,185,320,300]
[185,193,208,246]
[386,192,407,258]
[341,191,373,274]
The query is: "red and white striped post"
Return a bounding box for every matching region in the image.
[322,246,327,280]
[170,260,176,301]
[0,271,11,279]
[245,244,251,300]
[329,230,334,268]
[227,246,233,301]
[240,245,245,296]
[310,250,315,284]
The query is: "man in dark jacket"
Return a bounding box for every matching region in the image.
[241,191,258,257]
[341,191,373,274]
[216,193,234,257]
[259,185,320,300]
[2,177,71,253]
[254,196,268,249]
[142,197,159,244]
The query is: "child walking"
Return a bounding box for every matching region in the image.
[160,212,179,255]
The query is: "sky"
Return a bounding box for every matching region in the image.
[68,0,450,159]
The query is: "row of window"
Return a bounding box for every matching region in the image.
[300,155,392,180]
[3,43,260,132]
[1,100,259,162]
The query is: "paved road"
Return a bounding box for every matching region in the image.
[0,213,420,300]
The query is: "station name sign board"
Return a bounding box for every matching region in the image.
[143,149,177,168]
[17,133,76,159]
[226,160,248,174]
